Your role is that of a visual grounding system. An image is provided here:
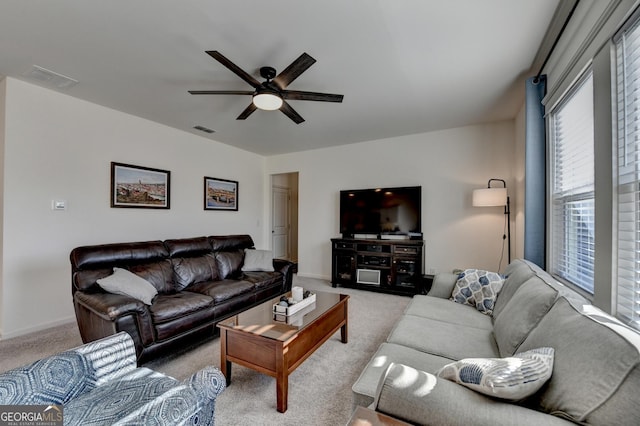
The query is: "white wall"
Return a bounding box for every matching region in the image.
[1,77,266,338]
[0,77,519,338]
[266,121,516,279]
[0,78,6,326]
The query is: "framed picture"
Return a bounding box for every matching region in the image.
[204,177,238,211]
[111,162,170,209]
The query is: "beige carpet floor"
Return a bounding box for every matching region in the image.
[0,276,410,426]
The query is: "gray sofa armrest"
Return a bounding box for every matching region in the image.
[72,332,138,385]
[426,272,458,298]
[183,366,226,401]
[182,366,226,426]
[374,363,574,426]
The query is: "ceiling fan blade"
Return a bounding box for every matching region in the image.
[206,50,261,89]
[188,90,254,95]
[237,103,258,120]
[281,90,344,103]
[272,53,316,89]
[279,101,305,124]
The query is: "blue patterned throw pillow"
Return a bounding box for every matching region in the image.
[436,347,555,401]
[450,269,504,315]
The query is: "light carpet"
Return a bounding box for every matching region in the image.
[0,276,410,425]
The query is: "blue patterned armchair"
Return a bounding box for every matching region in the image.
[0,332,225,425]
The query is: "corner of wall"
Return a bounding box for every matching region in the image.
[514,103,526,261]
[0,77,6,338]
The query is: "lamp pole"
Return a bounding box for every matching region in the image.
[487,179,511,264]
[505,195,511,264]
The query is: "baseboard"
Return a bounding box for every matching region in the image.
[0,316,76,340]
[296,272,331,281]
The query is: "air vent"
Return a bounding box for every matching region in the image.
[23,65,78,89]
[193,125,215,134]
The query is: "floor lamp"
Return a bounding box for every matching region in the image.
[472,179,511,264]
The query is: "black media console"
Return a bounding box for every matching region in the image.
[331,237,426,296]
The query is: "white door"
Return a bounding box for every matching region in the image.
[272,186,290,259]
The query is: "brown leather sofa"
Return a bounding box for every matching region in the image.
[70,235,294,362]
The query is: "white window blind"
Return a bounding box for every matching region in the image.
[549,72,595,294]
[616,15,640,329]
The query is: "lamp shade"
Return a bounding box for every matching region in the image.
[253,92,283,110]
[473,187,507,207]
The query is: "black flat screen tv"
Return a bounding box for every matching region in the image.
[340,186,422,238]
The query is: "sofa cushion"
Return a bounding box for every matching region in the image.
[215,250,244,279]
[404,295,493,330]
[518,298,640,424]
[0,351,94,405]
[491,260,537,319]
[436,347,554,401]
[492,277,558,357]
[426,272,459,299]
[128,259,176,293]
[164,236,211,258]
[188,279,255,304]
[241,249,275,272]
[97,267,158,305]
[387,315,499,360]
[352,342,453,408]
[450,269,504,315]
[70,241,168,270]
[149,291,213,323]
[242,271,283,290]
[172,254,219,291]
[210,234,254,251]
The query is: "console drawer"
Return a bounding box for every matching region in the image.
[356,243,391,253]
[335,242,355,250]
[395,246,418,255]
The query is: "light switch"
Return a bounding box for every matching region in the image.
[52,200,66,211]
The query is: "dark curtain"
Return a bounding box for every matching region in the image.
[524,76,546,268]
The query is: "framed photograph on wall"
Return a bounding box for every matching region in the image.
[204,176,238,211]
[111,162,170,209]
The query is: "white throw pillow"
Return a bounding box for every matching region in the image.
[436,347,555,401]
[450,269,504,315]
[241,249,275,272]
[97,267,158,305]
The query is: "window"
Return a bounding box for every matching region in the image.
[615,14,640,329]
[549,71,595,294]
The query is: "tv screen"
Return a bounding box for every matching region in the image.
[340,186,421,237]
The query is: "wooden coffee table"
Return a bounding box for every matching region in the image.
[217,290,349,413]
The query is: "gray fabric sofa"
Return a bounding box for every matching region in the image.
[352,259,640,425]
[0,332,225,425]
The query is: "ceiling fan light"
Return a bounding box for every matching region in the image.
[253,92,283,110]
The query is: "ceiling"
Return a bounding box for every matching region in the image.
[0,1,560,156]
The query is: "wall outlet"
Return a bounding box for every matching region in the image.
[428,267,437,275]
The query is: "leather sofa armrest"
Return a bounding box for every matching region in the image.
[374,363,574,426]
[273,258,295,292]
[73,291,154,351]
[74,291,148,320]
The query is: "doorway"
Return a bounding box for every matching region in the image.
[271,172,299,264]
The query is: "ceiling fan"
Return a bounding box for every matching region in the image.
[189,51,344,124]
